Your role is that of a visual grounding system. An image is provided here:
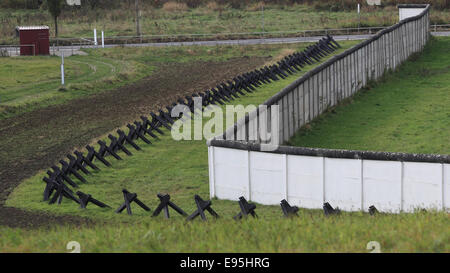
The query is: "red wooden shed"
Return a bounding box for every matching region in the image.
[15,26,50,56]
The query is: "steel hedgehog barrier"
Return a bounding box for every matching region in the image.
[40,36,342,216]
[207,4,449,214]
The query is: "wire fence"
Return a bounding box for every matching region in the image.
[0,44,35,57]
[47,24,448,47]
[2,24,447,56]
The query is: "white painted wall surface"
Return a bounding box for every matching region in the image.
[366,0,381,6]
[324,158,362,211]
[208,146,449,213]
[249,152,286,205]
[287,155,323,209]
[211,147,248,201]
[66,0,81,5]
[402,162,443,212]
[444,164,450,210]
[362,160,402,213]
[399,8,426,21]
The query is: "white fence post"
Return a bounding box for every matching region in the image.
[61,53,65,86]
[94,28,98,46]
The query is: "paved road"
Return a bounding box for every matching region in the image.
[432,31,450,36]
[111,34,372,47]
[52,34,373,57]
[4,32,449,57]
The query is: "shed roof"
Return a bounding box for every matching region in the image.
[16,26,50,31]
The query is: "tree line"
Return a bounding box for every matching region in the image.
[2,1,449,10]
[2,0,448,37]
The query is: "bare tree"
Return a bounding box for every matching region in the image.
[135,0,141,37]
[47,0,64,37]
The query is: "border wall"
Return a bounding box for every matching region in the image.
[206,5,450,213]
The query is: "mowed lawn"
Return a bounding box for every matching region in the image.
[2,39,449,253]
[0,54,148,119]
[288,37,450,155]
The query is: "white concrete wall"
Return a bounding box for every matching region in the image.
[208,146,449,213]
[208,7,438,214]
[366,0,381,6]
[399,8,426,21]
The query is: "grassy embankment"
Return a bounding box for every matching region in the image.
[1,3,448,44]
[288,37,450,155]
[2,38,449,252]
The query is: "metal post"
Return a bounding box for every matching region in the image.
[357,4,361,34]
[61,53,65,86]
[261,4,265,35]
[102,31,105,48]
[94,28,98,46]
[135,0,141,37]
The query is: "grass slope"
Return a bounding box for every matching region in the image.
[0,54,149,119]
[2,39,449,252]
[288,37,450,155]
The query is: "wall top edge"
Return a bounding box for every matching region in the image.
[398,4,429,9]
[208,139,450,164]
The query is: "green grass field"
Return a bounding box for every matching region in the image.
[288,37,450,155]
[2,38,449,253]
[0,42,325,119]
[0,211,447,252]
[1,3,448,44]
[7,42,356,220]
[0,54,149,119]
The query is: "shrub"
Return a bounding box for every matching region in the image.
[162,1,188,12]
[0,0,41,9]
[184,0,204,8]
[246,1,265,12]
[216,0,250,9]
[205,1,222,11]
[1,0,449,10]
[0,49,9,57]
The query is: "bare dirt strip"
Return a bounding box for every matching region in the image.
[0,57,269,228]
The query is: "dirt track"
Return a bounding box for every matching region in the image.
[0,57,269,228]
